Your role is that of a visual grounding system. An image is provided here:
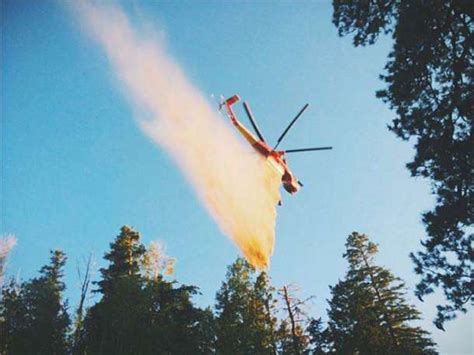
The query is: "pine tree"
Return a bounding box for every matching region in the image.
[306,317,329,355]
[326,232,438,355]
[215,257,278,354]
[83,225,212,354]
[192,307,217,354]
[0,279,27,354]
[97,225,146,297]
[332,1,473,326]
[252,272,279,354]
[140,276,214,354]
[83,226,146,353]
[215,257,256,354]
[0,250,70,354]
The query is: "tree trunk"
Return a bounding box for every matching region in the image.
[282,286,300,354]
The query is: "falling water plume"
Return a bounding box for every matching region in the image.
[74,2,281,268]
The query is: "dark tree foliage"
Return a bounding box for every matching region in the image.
[81,226,213,354]
[215,257,278,354]
[333,0,473,327]
[96,225,146,297]
[306,317,330,355]
[0,279,28,354]
[326,233,438,354]
[0,250,70,354]
[139,279,215,354]
[0,230,444,354]
[253,272,279,354]
[81,226,146,353]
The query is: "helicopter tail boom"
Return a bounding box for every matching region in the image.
[223,95,262,147]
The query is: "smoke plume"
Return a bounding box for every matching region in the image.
[74,2,281,268]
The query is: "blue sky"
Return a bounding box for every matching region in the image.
[2,1,472,353]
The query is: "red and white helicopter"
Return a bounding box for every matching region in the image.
[220,94,332,195]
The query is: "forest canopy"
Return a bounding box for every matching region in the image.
[0,227,438,354]
[333,0,473,328]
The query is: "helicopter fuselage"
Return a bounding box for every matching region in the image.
[223,95,300,194]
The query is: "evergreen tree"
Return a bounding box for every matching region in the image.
[97,225,146,297]
[332,0,473,326]
[0,279,27,354]
[215,257,278,354]
[252,272,279,354]
[0,250,70,354]
[83,225,212,354]
[142,245,215,354]
[326,232,438,354]
[306,317,329,355]
[83,226,146,353]
[191,307,217,354]
[215,257,256,354]
[140,277,214,354]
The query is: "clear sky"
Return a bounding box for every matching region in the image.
[2,1,472,353]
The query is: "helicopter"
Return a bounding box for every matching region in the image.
[220,94,332,195]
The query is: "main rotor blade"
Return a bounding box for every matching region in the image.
[274,103,309,150]
[243,102,266,142]
[284,146,333,153]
